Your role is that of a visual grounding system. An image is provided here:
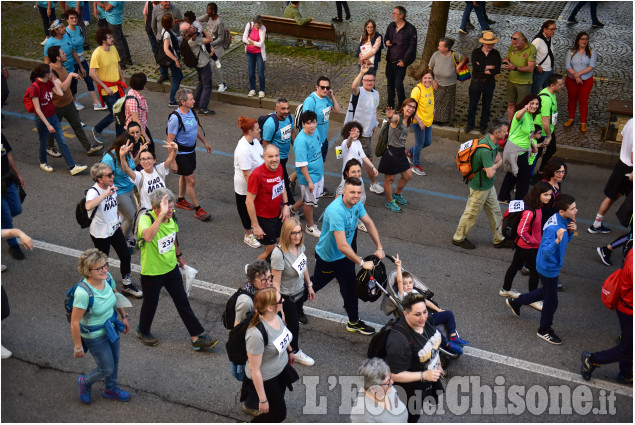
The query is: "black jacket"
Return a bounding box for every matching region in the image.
[384,21,418,66]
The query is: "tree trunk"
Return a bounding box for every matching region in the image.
[408,2,450,81]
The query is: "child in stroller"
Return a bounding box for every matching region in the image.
[380,255,469,355]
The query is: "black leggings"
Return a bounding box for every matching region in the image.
[235,192,251,230]
[537,132,557,173]
[90,227,131,279]
[38,5,56,37]
[499,153,531,202]
[249,374,288,423]
[1,286,9,320]
[281,295,300,353]
[503,246,539,292]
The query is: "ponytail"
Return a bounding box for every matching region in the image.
[248,287,278,329]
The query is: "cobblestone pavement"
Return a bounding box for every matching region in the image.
[1,1,632,152]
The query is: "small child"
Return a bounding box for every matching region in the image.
[394,254,470,350]
[184,11,221,68]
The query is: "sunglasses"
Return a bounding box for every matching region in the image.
[319,85,330,90]
[511,37,520,41]
[101,173,114,178]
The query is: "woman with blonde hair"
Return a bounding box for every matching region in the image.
[271,217,315,366]
[243,287,297,422]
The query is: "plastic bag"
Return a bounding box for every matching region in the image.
[180,265,198,297]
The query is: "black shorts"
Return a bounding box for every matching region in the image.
[175,152,196,176]
[603,160,633,200]
[257,216,282,246]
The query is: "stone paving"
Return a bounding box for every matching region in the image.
[1,1,632,152]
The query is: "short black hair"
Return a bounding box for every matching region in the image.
[344,177,362,187]
[394,6,407,19]
[402,293,426,312]
[183,11,197,22]
[129,72,147,91]
[555,193,575,213]
[207,2,217,13]
[439,37,455,50]
[300,110,317,125]
[47,45,62,62]
[547,73,563,87]
[95,27,112,45]
[316,75,330,86]
[542,157,567,181]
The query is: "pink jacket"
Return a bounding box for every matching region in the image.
[516,208,543,249]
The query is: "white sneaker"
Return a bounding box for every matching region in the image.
[74,101,85,110]
[1,264,6,272]
[357,220,367,233]
[218,83,227,92]
[248,90,256,97]
[93,103,107,111]
[40,163,54,173]
[1,344,12,359]
[46,147,62,157]
[41,37,49,46]
[243,234,261,248]
[305,225,321,238]
[529,300,543,311]
[84,20,90,26]
[121,275,143,298]
[499,288,520,298]
[258,91,265,98]
[369,182,384,194]
[215,60,222,69]
[69,164,88,175]
[293,349,315,366]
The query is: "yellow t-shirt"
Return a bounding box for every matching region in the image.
[410,83,434,127]
[89,46,121,96]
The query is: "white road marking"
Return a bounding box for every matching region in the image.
[34,239,633,398]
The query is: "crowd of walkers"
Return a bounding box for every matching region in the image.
[1,1,631,423]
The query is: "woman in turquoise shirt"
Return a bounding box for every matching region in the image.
[564,32,597,133]
[498,94,540,203]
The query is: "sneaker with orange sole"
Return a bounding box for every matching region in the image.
[194,207,212,221]
[176,198,195,210]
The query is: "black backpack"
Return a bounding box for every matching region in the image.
[501,201,536,241]
[257,113,281,143]
[166,110,206,146]
[225,314,267,366]
[75,187,99,228]
[367,319,412,359]
[355,255,386,302]
[154,29,179,67]
[179,37,200,68]
[221,288,254,330]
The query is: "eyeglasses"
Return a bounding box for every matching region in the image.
[259,275,273,283]
[555,170,566,174]
[547,27,557,31]
[91,264,108,272]
[378,374,394,388]
[319,85,330,90]
[140,157,154,162]
[290,231,303,236]
[362,79,375,83]
[277,298,284,304]
[101,173,114,178]
[511,37,519,41]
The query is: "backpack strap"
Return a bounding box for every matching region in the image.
[85,187,100,221]
[256,321,268,346]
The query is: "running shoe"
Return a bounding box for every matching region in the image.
[87,144,104,155]
[176,198,195,210]
[70,164,88,175]
[218,83,227,92]
[346,320,375,335]
[244,234,262,248]
[94,103,107,111]
[47,147,62,157]
[537,328,562,345]
[192,334,219,351]
[506,299,520,317]
[597,246,613,266]
[40,163,54,173]
[102,387,130,402]
[92,129,105,144]
[392,192,407,205]
[385,200,402,213]
[305,225,321,238]
[74,101,85,110]
[529,300,543,311]
[452,238,475,249]
[499,288,520,298]
[78,375,91,404]
[194,207,212,221]
[588,224,611,234]
[248,90,256,97]
[411,165,426,176]
[293,350,315,366]
[369,182,384,194]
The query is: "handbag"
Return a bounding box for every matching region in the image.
[359,42,375,65]
[452,52,471,82]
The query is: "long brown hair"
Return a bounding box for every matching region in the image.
[249,287,278,328]
[279,217,303,253]
[571,31,591,58]
[397,97,417,125]
[361,19,376,44]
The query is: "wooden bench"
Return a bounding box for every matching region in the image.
[260,15,347,51]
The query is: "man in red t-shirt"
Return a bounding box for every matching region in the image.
[246,144,291,260]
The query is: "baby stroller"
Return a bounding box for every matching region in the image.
[374,257,461,362]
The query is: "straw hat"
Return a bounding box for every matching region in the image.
[479,31,499,44]
[49,19,64,31]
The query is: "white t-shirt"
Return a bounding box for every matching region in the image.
[132,163,169,210]
[532,37,552,71]
[233,136,264,195]
[620,118,633,167]
[344,88,379,138]
[340,138,367,174]
[86,184,121,239]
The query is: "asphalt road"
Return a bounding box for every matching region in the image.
[1,67,632,422]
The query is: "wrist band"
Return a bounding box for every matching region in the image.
[259,400,268,404]
[176,253,182,258]
[421,371,424,382]
[75,347,84,353]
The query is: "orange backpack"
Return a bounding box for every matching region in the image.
[456,137,490,183]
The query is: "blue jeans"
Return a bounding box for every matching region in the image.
[568,1,601,24]
[321,139,329,162]
[431,310,456,335]
[94,93,124,136]
[77,60,96,92]
[82,334,121,391]
[229,361,245,381]
[168,63,183,104]
[1,183,22,247]
[516,274,559,331]
[35,114,75,167]
[531,69,553,95]
[460,1,490,31]
[408,123,432,167]
[194,63,212,109]
[246,51,265,92]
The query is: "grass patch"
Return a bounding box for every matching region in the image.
[265,40,354,66]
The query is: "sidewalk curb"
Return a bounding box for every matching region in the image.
[4,54,617,168]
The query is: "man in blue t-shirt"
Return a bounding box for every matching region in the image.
[167,88,213,222]
[302,76,342,197]
[262,98,296,204]
[304,177,384,335]
[104,1,131,68]
[44,20,80,74]
[292,110,323,238]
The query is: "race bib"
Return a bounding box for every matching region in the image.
[273,326,293,354]
[77,51,86,63]
[335,145,342,159]
[272,180,284,200]
[322,106,331,122]
[280,124,292,141]
[508,200,525,213]
[158,231,176,254]
[292,252,307,276]
[551,111,558,126]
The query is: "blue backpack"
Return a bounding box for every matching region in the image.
[65,280,94,323]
